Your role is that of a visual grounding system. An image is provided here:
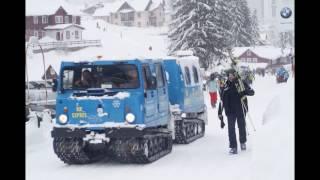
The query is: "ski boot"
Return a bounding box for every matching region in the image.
[229,148,237,155]
[240,143,246,151]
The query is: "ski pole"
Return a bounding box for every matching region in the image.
[241,100,256,131]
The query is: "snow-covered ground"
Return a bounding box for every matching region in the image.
[26,75,294,180]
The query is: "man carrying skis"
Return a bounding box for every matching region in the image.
[218,69,255,154]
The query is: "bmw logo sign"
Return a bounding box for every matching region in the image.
[280,7,292,19]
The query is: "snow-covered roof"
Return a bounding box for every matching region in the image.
[93,0,125,16]
[44,24,85,30]
[175,50,194,57]
[148,0,163,11]
[26,0,83,16]
[128,0,150,11]
[238,62,269,69]
[93,0,163,16]
[233,46,291,60]
[119,9,135,13]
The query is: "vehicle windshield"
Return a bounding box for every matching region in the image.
[62,64,140,90]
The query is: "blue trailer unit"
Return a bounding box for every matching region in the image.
[51,59,172,164]
[163,54,207,144]
[163,59,206,114]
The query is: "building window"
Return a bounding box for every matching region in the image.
[65,16,69,23]
[121,12,134,21]
[55,16,63,23]
[42,16,48,24]
[247,58,252,63]
[247,50,251,56]
[66,31,70,39]
[253,58,258,63]
[33,16,38,24]
[34,31,38,38]
[72,16,76,24]
[75,31,79,39]
[137,12,141,18]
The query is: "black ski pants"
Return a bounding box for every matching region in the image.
[227,114,247,148]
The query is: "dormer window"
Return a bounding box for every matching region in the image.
[42,16,48,24]
[55,16,63,23]
[72,16,76,24]
[65,16,69,23]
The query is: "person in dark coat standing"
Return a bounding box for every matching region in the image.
[218,69,255,154]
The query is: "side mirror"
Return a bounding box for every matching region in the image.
[52,79,58,92]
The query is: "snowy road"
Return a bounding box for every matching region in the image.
[26,75,294,180]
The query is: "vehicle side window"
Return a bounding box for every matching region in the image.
[192,66,199,84]
[155,64,165,88]
[142,65,156,90]
[184,66,191,85]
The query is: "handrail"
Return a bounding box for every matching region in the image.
[29,40,101,49]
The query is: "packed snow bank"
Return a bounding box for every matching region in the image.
[26,111,53,151]
[251,77,294,180]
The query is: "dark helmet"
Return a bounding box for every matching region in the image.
[226,68,236,75]
[210,73,215,80]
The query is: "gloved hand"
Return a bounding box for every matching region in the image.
[239,91,246,97]
[220,120,225,129]
[218,114,225,129]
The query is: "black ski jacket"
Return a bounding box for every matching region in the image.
[220,79,254,117]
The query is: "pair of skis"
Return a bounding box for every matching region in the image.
[227,49,256,132]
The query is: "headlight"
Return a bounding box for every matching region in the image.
[58,114,68,124]
[125,113,135,123]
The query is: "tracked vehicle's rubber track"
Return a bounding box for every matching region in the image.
[174,119,205,144]
[111,132,172,164]
[53,137,104,164]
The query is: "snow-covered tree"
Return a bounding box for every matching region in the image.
[228,0,254,47]
[250,10,262,45]
[279,31,294,49]
[168,0,261,68]
[168,0,232,69]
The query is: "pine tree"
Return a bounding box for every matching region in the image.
[250,9,262,45]
[279,31,294,49]
[168,0,232,69]
[229,0,253,47]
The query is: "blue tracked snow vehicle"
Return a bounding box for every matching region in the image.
[51,52,207,164]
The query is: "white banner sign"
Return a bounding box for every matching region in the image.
[278,0,294,32]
